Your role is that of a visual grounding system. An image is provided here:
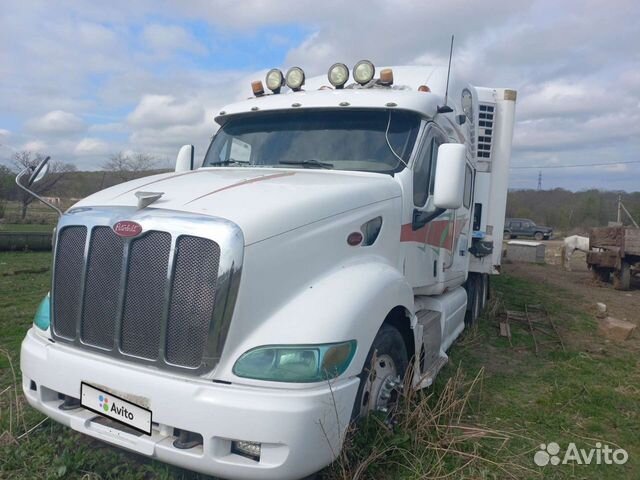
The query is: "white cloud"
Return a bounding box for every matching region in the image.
[127,95,205,129]
[21,140,47,152]
[27,110,86,135]
[141,24,207,56]
[1,0,639,188]
[75,138,110,155]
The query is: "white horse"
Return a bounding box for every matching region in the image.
[562,235,590,271]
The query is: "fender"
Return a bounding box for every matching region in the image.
[215,260,415,383]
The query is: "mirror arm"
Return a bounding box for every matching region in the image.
[412,207,445,231]
[15,168,63,217]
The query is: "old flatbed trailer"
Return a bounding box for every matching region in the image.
[587,226,640,290]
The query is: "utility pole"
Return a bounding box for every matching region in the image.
[537,170,542,191]
[617,194,622,224]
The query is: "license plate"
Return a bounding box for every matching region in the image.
[81,382,152,435]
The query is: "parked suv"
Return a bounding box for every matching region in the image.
[504,218,553,240]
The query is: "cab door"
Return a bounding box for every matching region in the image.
[445,162,474,285]
[403,124,449,292]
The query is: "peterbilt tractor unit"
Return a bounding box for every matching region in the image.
[19,61,516,480]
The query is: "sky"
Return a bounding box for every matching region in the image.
[1,0,639,191]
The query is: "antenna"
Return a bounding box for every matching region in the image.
[444,34,454,106]
[437,35,455,114]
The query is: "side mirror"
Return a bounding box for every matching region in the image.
[28,156,51,186]
[433,144,466,210]
[175,145,194,173]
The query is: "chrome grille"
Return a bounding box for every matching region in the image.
[120,231,172,360]
[50,209,241,375]
[53,226,87,339]
[81,227,123,349]
[166,236,220,367]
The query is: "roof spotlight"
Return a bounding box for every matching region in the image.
[328,63,349,88]
[285,67,305,91]
[353,60,375,85]
[265,68,285,93]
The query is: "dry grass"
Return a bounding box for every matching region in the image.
[326,363,537,480]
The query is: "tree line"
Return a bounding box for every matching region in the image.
[0,150,166,220]
[1,150,639,230]
[506,188,640,234]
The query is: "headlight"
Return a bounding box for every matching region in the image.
[265,68,284,93]
[233,341,356,382]
[285,67,305,91]
[328,63,349,88]
[34,293,50,331]
[353,60,375,85]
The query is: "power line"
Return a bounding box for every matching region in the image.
[511,160,640,170]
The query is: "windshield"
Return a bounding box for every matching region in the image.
[202,109,421,174]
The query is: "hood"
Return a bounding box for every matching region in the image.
[72,167,401,245]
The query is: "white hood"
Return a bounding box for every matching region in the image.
[73,167,401,245]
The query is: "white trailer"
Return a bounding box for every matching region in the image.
[20,61,516,480]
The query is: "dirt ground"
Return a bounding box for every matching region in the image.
[505,239,640,326]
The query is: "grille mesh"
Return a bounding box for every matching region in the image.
[52,223,226,371]
[80,227,124,349]
[120,231,171,360]
[166,236,220,367]
[53,226,87,339]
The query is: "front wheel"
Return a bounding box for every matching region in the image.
[352,324,408,420]
[534,232,544,241]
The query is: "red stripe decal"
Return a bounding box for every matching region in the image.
[401,217,468,251]
[185,171,295,205]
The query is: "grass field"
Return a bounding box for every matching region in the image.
[0,224,55,233]
[1,251,638,479]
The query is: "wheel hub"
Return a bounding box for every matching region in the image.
[361,354,401,414]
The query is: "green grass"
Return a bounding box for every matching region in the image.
[327,273,639,479]
[0,224,55,233]
[1,252,638,479]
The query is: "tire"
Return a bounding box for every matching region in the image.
[480,274,489,311]
[465,274,482,326]
[352,324,408,420]
[534,232,544,241]
[613,262,631,291]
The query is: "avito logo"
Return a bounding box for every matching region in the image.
[98,394,135,421]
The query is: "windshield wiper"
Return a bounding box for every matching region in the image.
[210,160,250,166]
[279,159,334,169]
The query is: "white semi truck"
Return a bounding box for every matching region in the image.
[19,62,516,480]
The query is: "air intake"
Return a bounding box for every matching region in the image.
[477,104,495,159]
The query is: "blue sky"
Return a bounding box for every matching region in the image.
[1,0,639,191]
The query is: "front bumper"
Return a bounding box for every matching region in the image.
[21,328,358,480]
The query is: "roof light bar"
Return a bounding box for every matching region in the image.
[265,68,285,93]
[327,63,349,89]
[285,67,305,91]
[353,60,375,85]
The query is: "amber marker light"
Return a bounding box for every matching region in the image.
[252,80,265,96]
[379,68,394,86]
